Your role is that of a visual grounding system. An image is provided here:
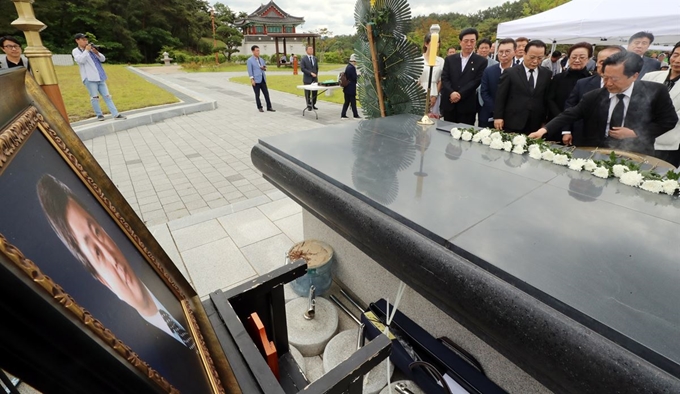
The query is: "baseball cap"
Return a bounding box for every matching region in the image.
[74,33,87,39]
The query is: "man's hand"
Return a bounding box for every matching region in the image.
[91,47,100,55]
[449,91,461,103]
[311,73,317,78]
[85,43,92,52]
[251,79,256,86]
[609,127,637,139]
[494,119,504,130]
[528,128,548,139]
[562,134,573,145]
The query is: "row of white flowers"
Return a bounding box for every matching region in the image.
[450,127,680,196]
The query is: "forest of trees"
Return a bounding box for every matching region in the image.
[0,0,569,64]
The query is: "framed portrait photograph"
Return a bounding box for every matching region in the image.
[0,68,234,393]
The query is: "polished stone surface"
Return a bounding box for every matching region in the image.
[259,114,680,371]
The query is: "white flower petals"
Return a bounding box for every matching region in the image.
[619,171,643,187]
[593,166,610,178]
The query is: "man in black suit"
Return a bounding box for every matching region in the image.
[555,46,623,145]
[627,31,661,79]
[440,27,488,125]
[493,40,551,134]
[529,52,678,156]
[301,45,319,110]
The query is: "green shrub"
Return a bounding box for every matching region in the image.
[180,62,202,71]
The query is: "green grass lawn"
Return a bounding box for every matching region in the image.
[230,75,351,105]
[185,62,345,73]
[56,65,179,122]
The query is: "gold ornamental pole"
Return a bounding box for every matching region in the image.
[11,0,69,121]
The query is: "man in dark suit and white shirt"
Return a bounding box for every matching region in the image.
[628,31,661,79]
[440,27,488,125]
[479,38,515,127]
[301,45,319,110]
[556,45,623,145]
[494,40,551,134]
[529,51,677,157]
[512,37,528,66]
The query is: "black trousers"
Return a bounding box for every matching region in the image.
[253,80,272,110]
[443,109,476,126]
[341,91,358,117]
[304,84,317,107]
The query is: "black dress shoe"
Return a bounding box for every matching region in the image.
[267,108,276,112]
[313,106,319,110]
[258,108,264,112]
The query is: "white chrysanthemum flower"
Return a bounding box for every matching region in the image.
[619,170,643,187]
[512,145,526,155]
[640,180,664,194]
[451,128,462,139]
[553,154,569,166]
[512,135,527,146]
[528,144,541,154]
[490,139,504,150]
[541,150,555,161]
[593,166,610,178]
[503,141,513,152]
[529,149,542,160]
[472,133,483,142]
[461,131,473,141]
[661,180,679,195]
[477,128,492,139]
[481,136,492,145]
[490,131,503,140]
[612,164,628,178]
[568,158,586,171]
[583,160,598,171]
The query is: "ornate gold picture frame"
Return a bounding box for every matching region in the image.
[0,68,235,393]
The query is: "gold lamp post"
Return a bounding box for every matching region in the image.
[417,24,440,126]
[11,0,68,121]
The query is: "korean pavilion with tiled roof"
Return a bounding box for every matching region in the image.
[235,1,319,62]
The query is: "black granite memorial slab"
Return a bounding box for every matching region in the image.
[252,113,680,392]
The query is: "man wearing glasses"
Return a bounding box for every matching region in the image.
[494,40,552,134]
[0,36,30,71]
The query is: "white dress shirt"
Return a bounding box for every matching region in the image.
[141,284,190,346]
[605,82,634,136]
[460,53,471,71]
[523,64,538,88]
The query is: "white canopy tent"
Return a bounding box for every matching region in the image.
[496,0,680,46]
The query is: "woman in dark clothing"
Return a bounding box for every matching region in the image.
[546,42,592,121]
[341,54,361,119]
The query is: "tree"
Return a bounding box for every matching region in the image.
[213,2,244,61]
[522,0,571,16]
[314,28,333,53]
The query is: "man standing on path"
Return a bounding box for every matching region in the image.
[72,33,126,121]
[247,45,276,113]
[341,54,360,119]
[301,45,319,110]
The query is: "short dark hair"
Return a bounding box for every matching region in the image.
[459,28,478,41]
[477,38,492,48]
[498,38,516,49]
[516,37,529,43]
[628,31,654,44]
[0,36,20,47]
[672,41,680,57]
[524,40,546,54]
[36,174,99,280]
[251,45,259,51]
[596,45,624,58]
[447,46,456,52]
[568,42,593,59]
[551,50,561,58]
[602,51,643,77]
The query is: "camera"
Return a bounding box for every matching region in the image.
[88,43,99,50]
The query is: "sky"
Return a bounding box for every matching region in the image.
[217,0,510,36]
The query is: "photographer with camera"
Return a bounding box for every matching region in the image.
[72,33,126,121]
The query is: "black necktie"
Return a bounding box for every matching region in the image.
[528,69,535,93]
[309,56,313,66]
[610,94,626,128]
[515,59,520,65]
[160,309,196,349]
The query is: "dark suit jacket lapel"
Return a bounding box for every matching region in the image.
[461,54,475,77]
[626,83,645,126]
[597,89,610,141]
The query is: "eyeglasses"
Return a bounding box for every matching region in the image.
[497,50,513,55]
[602,76,626,82]
[2,45,20,50]
[526,55,544,61]
[569,55,588,61]
[461,39,476,44]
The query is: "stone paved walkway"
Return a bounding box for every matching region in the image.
[80,68,359,298]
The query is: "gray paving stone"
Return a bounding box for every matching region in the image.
[180,238,256,297]
[240,233,293,276]
[258,198,302,222]
[274,213,304,243]
[217,207,282,247]
[148,224,191,284]
[172,219,229,252]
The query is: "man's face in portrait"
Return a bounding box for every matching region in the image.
[65,198,148,312]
